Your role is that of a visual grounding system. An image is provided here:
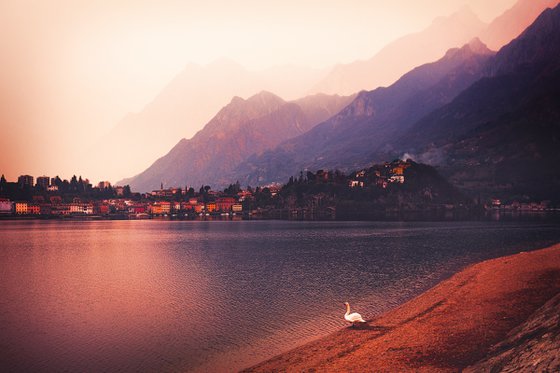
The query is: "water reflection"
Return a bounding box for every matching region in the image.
[1,220,559,372]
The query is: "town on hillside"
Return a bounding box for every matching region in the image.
[0,160,555,220]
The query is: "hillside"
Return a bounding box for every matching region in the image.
[83,60,325,182]
[233,5,560,203]
[234,39,494,186]
[246,244,560,371]
[120,92,354,192]
[398,4,560,201]
[479,0,560,50]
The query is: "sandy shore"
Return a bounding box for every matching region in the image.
[245,243,560,372]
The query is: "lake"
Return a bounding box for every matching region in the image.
[1,219,559,372]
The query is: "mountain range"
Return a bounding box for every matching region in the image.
[93,0,557,184]
[122,1,560,203]
[84,60,326,182]
[119,92,353,191]
[398,4,560,200]
[232,38,495,186]
[310,6,486,96]
[312,0,558,96]
[235,3,560,201]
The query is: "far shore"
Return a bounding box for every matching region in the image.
[245,243,560,372]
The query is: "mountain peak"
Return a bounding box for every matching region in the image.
[227,91,285,109]
[245,90,286,106]
[443,38,493,60]
[466,37,493,55]
[433,5,483,26]
[250,90,283,100]
[229,95,245,104]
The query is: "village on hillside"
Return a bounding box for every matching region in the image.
[0,160,555,220]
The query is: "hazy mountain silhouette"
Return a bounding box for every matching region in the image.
[119,91,354,192]
[234,38,495,186]
[310,0,559,97]
[479,0,559,50]
[310,7,486,95]
[83,59,325,182]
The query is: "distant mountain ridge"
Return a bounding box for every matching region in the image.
[82,59,326,183]
[479,0,560,50]
[120,92,354,191]
[232,4,560,202]
[233,38,495,186]
[310,6,486,95]
[122,1,560,203]
[311,0,559,96]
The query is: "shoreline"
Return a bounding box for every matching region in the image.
[245,243,560,372]
[1,210,559,223]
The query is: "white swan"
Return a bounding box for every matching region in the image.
[344,302,366,326]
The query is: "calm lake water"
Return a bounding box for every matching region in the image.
[1,219,560,372]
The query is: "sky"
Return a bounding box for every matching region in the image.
[0,0,517,183]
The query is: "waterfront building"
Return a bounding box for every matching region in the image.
[216,197,236,212]
[18,175,34,189]
[98,181,111,189]
[28,204,40,215]
[15,202,28,214]
[0,199,13,215]
[36,176,50,189]
[206,202,217,213]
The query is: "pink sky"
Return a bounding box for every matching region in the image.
[0,0,518,183]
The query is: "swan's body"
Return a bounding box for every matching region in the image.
[344,302,366,326]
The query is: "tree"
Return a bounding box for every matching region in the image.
[223,181,241,196]
[186,187,195,198]
[53,176,62,187]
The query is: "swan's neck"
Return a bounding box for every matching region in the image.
[345,303,350,315]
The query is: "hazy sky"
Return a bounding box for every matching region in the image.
[0,0,517,182]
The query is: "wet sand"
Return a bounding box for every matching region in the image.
[245,243,560,372]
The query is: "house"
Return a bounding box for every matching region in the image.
[0,199,13,215]
[389,175,405,184]
[69,203,93,214]
[206,202,217,213]
[40,204,52,215]
[18,175,34,188]
[27,204,41,215]
[349,180,364,188]
[216,197,236,212]
[150,204,164,215]
[160,202,171,214]
[114,186,124,196]
[15,202,28,214]
[36,176,50,189]
[181,202,194,211]
[129,204,147,214]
